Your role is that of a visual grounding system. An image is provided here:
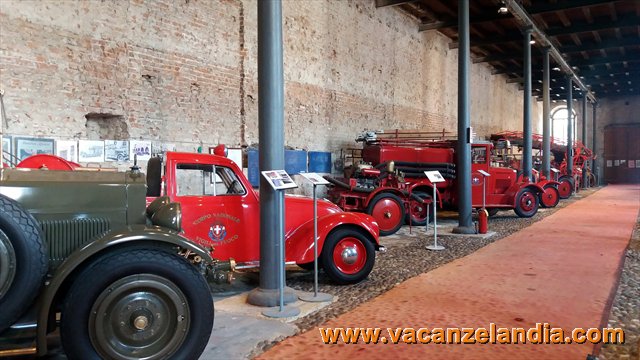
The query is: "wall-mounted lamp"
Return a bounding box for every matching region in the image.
[498,1,508,14]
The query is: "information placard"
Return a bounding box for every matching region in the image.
[424,170,446,183]
[551,167,560,173]
[477,169,491,177]
[300,172,330,185]
[261,170,298,190]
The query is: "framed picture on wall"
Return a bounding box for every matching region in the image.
[2,136,11,156]
[56,140,78,163]
[130,140,152,161]
[78,140,105,162]
[104,140,130,162]
[14,137,55,161]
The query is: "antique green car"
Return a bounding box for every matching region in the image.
[0,166,231,358]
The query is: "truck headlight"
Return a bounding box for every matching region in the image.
[151,202,182,232]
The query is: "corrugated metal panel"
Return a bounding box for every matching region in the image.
[41,218,111,268]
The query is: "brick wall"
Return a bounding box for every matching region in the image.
[0,0,540,166]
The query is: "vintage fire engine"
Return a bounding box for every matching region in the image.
[326,130,547,236]
[145,150,383,285]
[490,131,595,198]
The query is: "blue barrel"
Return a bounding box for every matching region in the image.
[308,151,332,173]
[247,149,259,187]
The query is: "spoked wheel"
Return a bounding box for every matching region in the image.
[404,192,433,226]
[588,173,597,187]
[514,188,539,218]
[557,176,574,199]
[366,193,405,236]
[61,248,213,360]
[321,228,375,285]
[540,184,560,208]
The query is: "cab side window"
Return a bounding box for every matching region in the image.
[176,164,246,196]
[472,147,487,164]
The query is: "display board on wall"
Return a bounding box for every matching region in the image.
[2,136,11,156]
[105,140,130,162]
[14,137,55,161]
[78,140,105,162]
[56,140,78,162]
[130,140,152,161]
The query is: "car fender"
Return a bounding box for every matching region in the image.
[363,188,405,208]
[285,212,379,265]
[36,225,212,356]
[537,179,560,188]
[408,184,443,208]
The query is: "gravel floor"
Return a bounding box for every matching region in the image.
[599,213,640,360]
[251,187,604,357]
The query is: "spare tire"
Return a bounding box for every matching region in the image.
[0,194,48,332]
[146,157,163,197]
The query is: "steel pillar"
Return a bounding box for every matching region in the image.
[453,0,474,234]
[542,47,551,179]
[522,28,533,182]
[248,0,296,307]
[592,103,598,185]
[566,75,574,175]
[581,96,588,187]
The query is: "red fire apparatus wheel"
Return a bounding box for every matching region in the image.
[514,188,539,218]
[321,228,375,285]
[540,184,560,208]
[557,176,574,199]
[404,192,433,226]
[366,193,405,236]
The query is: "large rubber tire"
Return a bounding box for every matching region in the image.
[146,157,163,197]
[486,208,500,217]
[60,248,213,360]
[321,228,375,285]
[404,192,434,226]
[514,188,539,218]
[0,195,48,332]
[540,184,560,208]
[557,175,574,199]
[366,193,405,236]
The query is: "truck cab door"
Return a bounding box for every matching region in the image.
[170,162,259,263]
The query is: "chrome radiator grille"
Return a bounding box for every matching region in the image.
[41,218,111,268]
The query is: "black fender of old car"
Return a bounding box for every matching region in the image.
[35,225,213,356]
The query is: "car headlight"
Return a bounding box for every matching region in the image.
[151,202,182,232]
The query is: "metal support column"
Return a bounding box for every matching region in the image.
[522,27,533,182]
[248,0,296,307]
[581,96,588,187]
[566,75,574,176]
[542,47,551,180]
[453,0,474,234]
[592,102,598,186]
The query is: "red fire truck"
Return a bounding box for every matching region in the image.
[326,130,547,236]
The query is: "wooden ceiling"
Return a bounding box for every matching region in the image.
[376,0,640,100]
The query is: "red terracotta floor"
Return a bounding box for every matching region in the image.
[258,185,640,360]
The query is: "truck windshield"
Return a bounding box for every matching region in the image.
[175,163,246,196]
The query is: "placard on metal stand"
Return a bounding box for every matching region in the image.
[298,173,333,303]
[260,170,300,318]
[424,171,446,251]
[550,167,560,181]
[477,169,491,209]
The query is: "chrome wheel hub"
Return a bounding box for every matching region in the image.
[341,246,359,265]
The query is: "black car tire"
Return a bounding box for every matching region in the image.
[0,194,48,332]
[321,228,375,285]
[60,248,213,360]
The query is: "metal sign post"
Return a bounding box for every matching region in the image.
[261,170,300,318]
[424,171,446,251]
[550,167,560,181]
[477,169,491,209]
[299,173,333,303]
